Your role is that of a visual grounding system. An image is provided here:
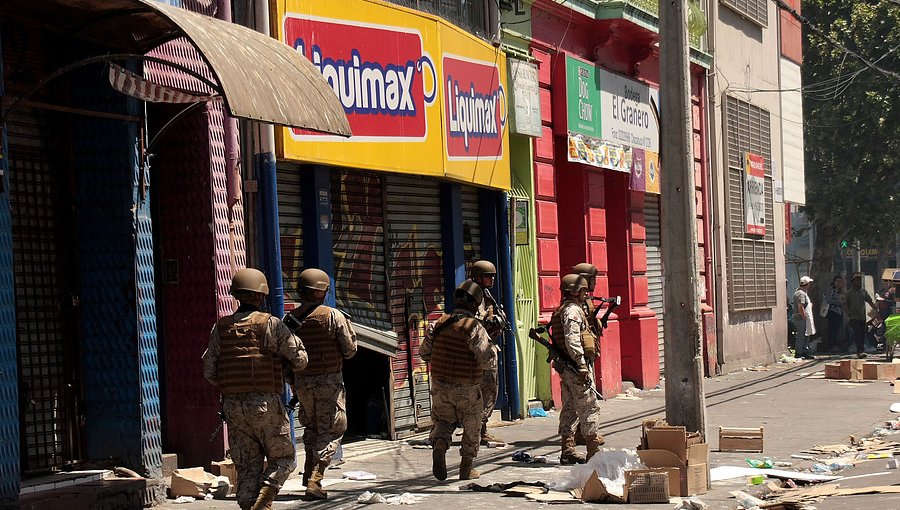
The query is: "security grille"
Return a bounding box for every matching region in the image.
[460,185,482,270]
[644,195,665,373]
[277,164,304,304]
[8,108,79,474]
[720,0,767,27]
[725,96,776,311]
[387,0,487,38]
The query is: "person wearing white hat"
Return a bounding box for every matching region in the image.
[792,276,816,360]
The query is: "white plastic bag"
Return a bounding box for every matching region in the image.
[547,448,644,493]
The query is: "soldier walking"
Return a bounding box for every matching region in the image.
[468,260,508,446]
[202,268,308,510]
[551,274,603,465]
[572,263,606,447]
[284,268,357,500]
[421,281,497,481]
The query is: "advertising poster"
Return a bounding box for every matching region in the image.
[645,151,660,194]
[744,152,767,235]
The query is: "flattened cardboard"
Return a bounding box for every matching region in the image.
[577,471,626,504]
[525,492,580,503]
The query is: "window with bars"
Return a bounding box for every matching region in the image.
[725,96,777,311]
[720,0,767,27]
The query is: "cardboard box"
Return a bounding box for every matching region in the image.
[210,459,236,494]
[863,363,897,381]
[625,470,670,504]
[824,363,843,379]
[625,468,678,501]
[719,427,764,453]
[839,360,865,380]
[637,443,710,496]
[645,425,689,462]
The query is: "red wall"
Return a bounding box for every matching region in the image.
[780,0,803,64]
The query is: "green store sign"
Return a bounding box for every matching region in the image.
[565,55,600,137]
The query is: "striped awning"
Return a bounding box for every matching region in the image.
[109,63,212,104]
[0,0,351,136]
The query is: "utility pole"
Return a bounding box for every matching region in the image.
[659,0,707,438]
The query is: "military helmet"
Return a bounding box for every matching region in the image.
[230,268,269,295]
[470,260,497,278]
[560,273,589,293]
[573,263,598,278]
[298,268,330,292]
[455,280,485,306]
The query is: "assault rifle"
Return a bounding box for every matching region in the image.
[482,288,511,338]
[591,295,622,332]
[528,327,603,400]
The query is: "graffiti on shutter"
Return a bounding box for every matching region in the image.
[385,175,444,434]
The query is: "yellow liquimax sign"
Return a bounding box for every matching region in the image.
[274,0,510,190]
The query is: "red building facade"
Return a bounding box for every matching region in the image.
[529,0,716,398]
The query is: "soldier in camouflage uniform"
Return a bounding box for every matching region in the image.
[202,268,308,510]
[550,274,602,465]
[468,260,508,446]
[572,263,606,447]
[421,280,496,481]
[284,268,357,500]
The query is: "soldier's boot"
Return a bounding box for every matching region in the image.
[250,485,277,510]
[574,429,586,446]
[432,438,449,481]
[480,422,505,446]
[305,461,329,500]
[559,436,586,465]
[585,434,602,461]
[302,452,316,487]
[459,457,480,480]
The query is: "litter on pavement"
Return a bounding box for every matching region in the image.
[709,466,840,483]
[357,491,422,505]
[673,497,708,509]
[343,470,377,480]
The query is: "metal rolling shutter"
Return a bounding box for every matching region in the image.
[8,108,78,473]
[331,171,391,330]
[385,175,444,434]
[277,164,304,305]
[644,194,665,374]
[460,185,481,268]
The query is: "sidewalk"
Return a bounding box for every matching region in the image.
[143,357,900,508]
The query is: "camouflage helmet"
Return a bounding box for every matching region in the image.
[230,268,269,295]
[471,260,497,278]
[298,268,330,292]
[560,273,589,293]
[454,280,485,307]
[573,263,598,278]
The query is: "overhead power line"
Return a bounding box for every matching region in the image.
[772,0,900,83]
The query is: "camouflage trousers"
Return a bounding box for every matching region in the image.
[223,393,296,508]
[294,372,347,466]
[430,380,483,459]
[480,354,499,424]
[557,368,602,438]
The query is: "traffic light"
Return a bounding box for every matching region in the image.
[840,239,849,249]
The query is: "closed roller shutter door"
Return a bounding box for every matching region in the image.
[331,171,390,330]
[277,164,304,304]
[9,107,80,473]
[385,175,444,434]
[645,195,665,374]
[460,185,481,268]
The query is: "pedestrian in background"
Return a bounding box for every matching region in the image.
[468,260,508,447]
[792,276,816,360]
[421,281,496,481]
[822,275,845,352]
[844,272,877,358]
[551,274,603,465]
[202,268,308,510]
[284,268,357,500]
[877,279,896,321]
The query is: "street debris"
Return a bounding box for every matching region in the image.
[730,490,765,509]
[529,407,549,417]
[357,491,422,505]
[746,458,774,469]
[169,467,232,499]
[461,481,545,493]
[547,448,643,492]
[779,354,802,363]
[709,466,840,483]
[673,496,708,509]
[512,450,549,463]
[719,427,764,453]
[172,496,195,504]
[343,470,377,480]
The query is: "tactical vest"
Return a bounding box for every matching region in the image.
[216,312,283,394]
[550,302,598,364]
[429,314,483,385]
[297,305,343,376]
